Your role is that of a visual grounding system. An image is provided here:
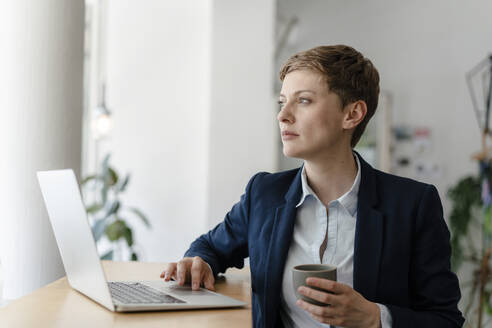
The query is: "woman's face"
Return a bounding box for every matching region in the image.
[278,69,349,160]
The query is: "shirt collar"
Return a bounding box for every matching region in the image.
[296,166,316,208]
[295,154,361,217]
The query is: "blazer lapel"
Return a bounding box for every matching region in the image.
[353,153,384,302]
[263,168,303,327]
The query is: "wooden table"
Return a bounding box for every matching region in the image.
[0,261,252,328]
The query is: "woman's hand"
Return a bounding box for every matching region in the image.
[160,256,215,291]
[297,277,381,328]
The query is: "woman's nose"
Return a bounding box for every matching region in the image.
[277,103,294,123]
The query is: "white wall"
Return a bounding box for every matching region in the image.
[207,1,277,228]
[276,0,489,213]
[99,0,276,261]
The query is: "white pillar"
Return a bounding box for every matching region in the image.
[0,0,85,300]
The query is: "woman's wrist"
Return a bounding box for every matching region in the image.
[367,301,381,328]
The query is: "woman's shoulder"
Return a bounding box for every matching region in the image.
[371,167,440,207]
[245,168,302,206]
[373,167,432,191]
[249,167,301,190]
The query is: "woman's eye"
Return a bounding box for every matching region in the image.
[277,100,285,108]
[299,98,311,104]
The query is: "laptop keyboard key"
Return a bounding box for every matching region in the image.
[108,282,186,304]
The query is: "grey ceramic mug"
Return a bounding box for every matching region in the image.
[292,264,337,306]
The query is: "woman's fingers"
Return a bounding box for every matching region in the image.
[160,262,177,281]
[190,257,203,290]
[161,257,215,291]
[203,270,215,291]
[296,299,334,317]
[298,286,334,305]
[305,277,347,294]
[176,259,189,285]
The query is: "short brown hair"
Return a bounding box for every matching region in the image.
[279,45,380,148]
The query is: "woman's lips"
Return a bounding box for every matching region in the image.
[281,131,299,140]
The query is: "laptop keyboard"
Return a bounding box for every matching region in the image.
[108,282,186,304]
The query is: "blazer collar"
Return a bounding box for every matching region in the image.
[284,166,303,204]
[356,151,379,207]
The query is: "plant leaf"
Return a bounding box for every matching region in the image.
[101,154,112,187]
[485,289,492,315]
[129,207,151,228]
[122,226,133,247]
[447,175,481,270]
[101,183,108,204]
[106,220,125,241]
[101,250,114,260]
[102,154,111,174]
[119,174,130,192]
[107,200,121,216]
[107,167,119,186]
[131,252,138,261]
[87,203,104,214]
[81,175,99,186]
[485,205,492,235]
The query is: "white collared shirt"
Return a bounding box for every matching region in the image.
[279,155,392,328]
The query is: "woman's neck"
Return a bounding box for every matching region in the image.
[303,148,358,207]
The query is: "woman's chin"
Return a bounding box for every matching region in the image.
[282,147,303,159]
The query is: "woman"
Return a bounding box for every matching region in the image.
[160,45,464,328]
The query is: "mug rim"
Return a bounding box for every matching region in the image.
[293,264,337,272]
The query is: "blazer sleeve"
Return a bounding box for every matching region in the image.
[184,172,264,277]
[386,184,465,327]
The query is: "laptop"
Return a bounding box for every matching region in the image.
[37,169,246,312]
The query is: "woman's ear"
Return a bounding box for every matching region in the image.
[342,100,367,130]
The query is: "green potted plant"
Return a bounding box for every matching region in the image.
[448,164,492,327]
[81,154,150,261]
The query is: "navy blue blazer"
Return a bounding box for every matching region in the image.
[185,154,464,327]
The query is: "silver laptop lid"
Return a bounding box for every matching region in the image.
[37,169,115,311]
